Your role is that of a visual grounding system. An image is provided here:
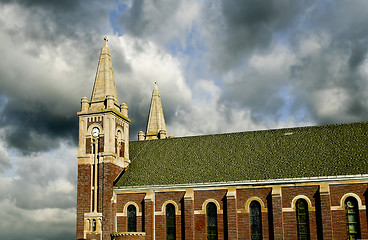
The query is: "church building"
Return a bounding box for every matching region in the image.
[76,38,368,240]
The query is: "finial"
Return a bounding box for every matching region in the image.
[155,81,157,86]
[104,36,108,44]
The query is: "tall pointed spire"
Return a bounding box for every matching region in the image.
[145,81,167,140]
[91,36,119,105]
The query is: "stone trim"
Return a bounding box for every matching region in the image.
[282,195,315,212]
[111,232,146,236]
[331,192,366,211]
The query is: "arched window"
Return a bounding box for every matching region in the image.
[296,199,310,240]
[116,130,125,157]
[166,203,176,240]
[345,197,361,240]
[206,202,218,240]
[250,201,262,240]
[127,204,137,232]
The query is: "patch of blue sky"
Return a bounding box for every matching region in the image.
[277,86,312,124]
[166,24,223,88]
[2,152,17,178]
[166,23,205,59]
[0,95,8,117]
[277,86,295,122]
[109,0,129,35]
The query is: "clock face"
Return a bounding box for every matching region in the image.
[91,127,100,138]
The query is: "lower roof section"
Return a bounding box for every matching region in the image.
[114,122,368,188]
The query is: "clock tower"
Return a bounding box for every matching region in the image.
[76,37,130,240]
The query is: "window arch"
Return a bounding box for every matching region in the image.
[127,204,137,232]
[116,129,125,158]
[250,200,262,240]
[345,197,360,240]
[206,202,218,240]
[166,203,176,240]
[296,199,310,239]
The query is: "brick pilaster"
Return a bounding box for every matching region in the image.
[144,191,155,240]
[319,183,333,240]
[100,162,123,240]
[77,164,92,240]
[272,186,283,239]
[184,189,195,240]
[226,187,238,239]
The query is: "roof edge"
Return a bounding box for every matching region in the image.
[129,121,368,143]
[114,174,368,191]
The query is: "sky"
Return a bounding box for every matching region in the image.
[0,0,368,239]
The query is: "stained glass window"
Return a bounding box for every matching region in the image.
[296,199,310,240]
[166,203,176,240]
[345,197,361,240]
[127,204,137,232]
[206,202,218,240]
[250,201,262,240]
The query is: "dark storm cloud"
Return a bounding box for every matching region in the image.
[288,1,368,124]
[212,0,368,126]
[0,0,117,153]
[0,99,77,154]
[0,0,78,10]
[120,0,181,38]
[205,0,313,72]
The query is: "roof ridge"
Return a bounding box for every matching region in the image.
[130,121,368,143]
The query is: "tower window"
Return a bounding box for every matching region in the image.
[345,197,361,240]
[127,204,137,232]
[250,200,262,240]
[206,202,218,240]
[166,203,176,240]
[92,219,96,232]
[296,199,310,240]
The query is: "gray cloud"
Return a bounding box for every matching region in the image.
[206,0,368,126]
[1,99,77,154]
[202,0,313,72]
[121,0,181,38]
[0,142,77,240]
[0,1,368,239]
[0,0,118,153]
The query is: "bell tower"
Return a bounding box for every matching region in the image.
[76,37,130,240]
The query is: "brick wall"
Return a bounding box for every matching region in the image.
[99,162,123,240]
[111,182,368,239]
[116,193,145,232]
[155,192,185,239]
[282,185,319,239]
[183,198,195,239]
[330,183,368,239]
[236,187,271,239]
[144,199,154,240]
[77,164,92,240]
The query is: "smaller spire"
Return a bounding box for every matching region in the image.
[145,81,167,140]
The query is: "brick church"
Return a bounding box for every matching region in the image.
[76,38,368,240]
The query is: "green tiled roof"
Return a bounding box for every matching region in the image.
[115,122,368,188]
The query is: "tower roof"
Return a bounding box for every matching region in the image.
[91,36,119,104]
[146,81,167,137]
